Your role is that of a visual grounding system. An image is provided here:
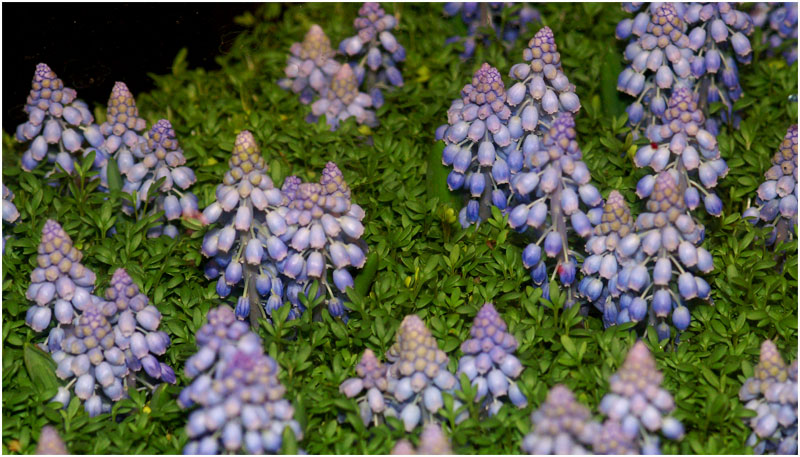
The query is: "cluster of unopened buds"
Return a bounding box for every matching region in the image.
[280,3,404,130]
[339,315,466,432]
[179,306,303,454]
[27,220,175,417]
[340,2,405,108]
[521,341,684,454]
[617,2,754,134]
[391,423,453,455]
[744,125,798,248]
[457,303,527,414]
[202,131,367,324]
[738,340,798,455]
[15,63,97,175]
[750,2,798,64]
[443,2,541,59]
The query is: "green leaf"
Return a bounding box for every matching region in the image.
[106,157,123,194]
[23,343,60,394]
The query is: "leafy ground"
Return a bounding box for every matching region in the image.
[2,3,797,454]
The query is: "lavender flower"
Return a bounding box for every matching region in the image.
[520,384,600,454]
[436,62,518,226]
[139,119,200,238]
[458,303,527,415]
[615,3,694,134]
[35,426,68,455]
[739,340,797,455]
[92,82,149,195]
[25,220,97,332]
[180,312,303,455]
[340,2,405,107]
[310,64,377,130]
[200,131,286,324]
[16,63,96,174]
[279,24,341,105]
[744,125,798,247]
[682,2,754,133]
[507,112,602,305]
[596,341,684,453]
[341,315,465,431]
[750,2,798,64]
[611,172,712,335]
[443,3,541,59]
[578,191,635,327]
[391,423,453,455]
[637,86,728,217]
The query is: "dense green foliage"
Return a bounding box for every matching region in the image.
[2,3,797,454]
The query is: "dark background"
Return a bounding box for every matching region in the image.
[3,2,261,133]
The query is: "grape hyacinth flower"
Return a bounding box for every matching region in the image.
[92,82,149,193]
[179,306,303,454]
[35,426,68,455]
[520,384,600,454]
[340,2,405,108]
[391,423,453,455]
[457,303,527,415]
[278,24,341,105]
[436,62,519,226]
[507,113,603,305]
[739,340,798,455]
[310,63,377,130]
[615,3,695,134]
[612,172,712,336]
[750,2,798,64]
[139,119,200,238]
[16,63,97,174]
[25,220,97,332]
[743,125,798,247]
[578,191,635,328]
[3,184,20,253]
[596,341,685,454]
[339,349,391,426]
[443,3,541,60]
[341,315,465,432]
[681,2,755,133]
[637,86,728,217]
[201,131,287,325]
[104,268,175,381]
[276,163,368,322]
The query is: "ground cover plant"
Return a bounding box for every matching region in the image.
[1,2,797,455]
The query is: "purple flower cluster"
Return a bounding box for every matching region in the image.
[636,87,728,217]
[340,2,405,108]
[46,268,176,418]
[310,64,378,130]
[436,62,518,226]
[339,315,466,432]
[457,303,527,414]
[15,63,97,174]
[202,131,367,323]
[750,2,798,64]
[602,172,712,336]
[744,125,798,247]
[179,305,303,454]
[596,341,685,454]
[617,3,755,134]
[520,384,599,454]
[391,423,453,455]
[25,220,97,332]
[739,340,798,455]
[139,119,200,238]
[279,25,342,105]
[35,426,68,455]
[443,2,541,59]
